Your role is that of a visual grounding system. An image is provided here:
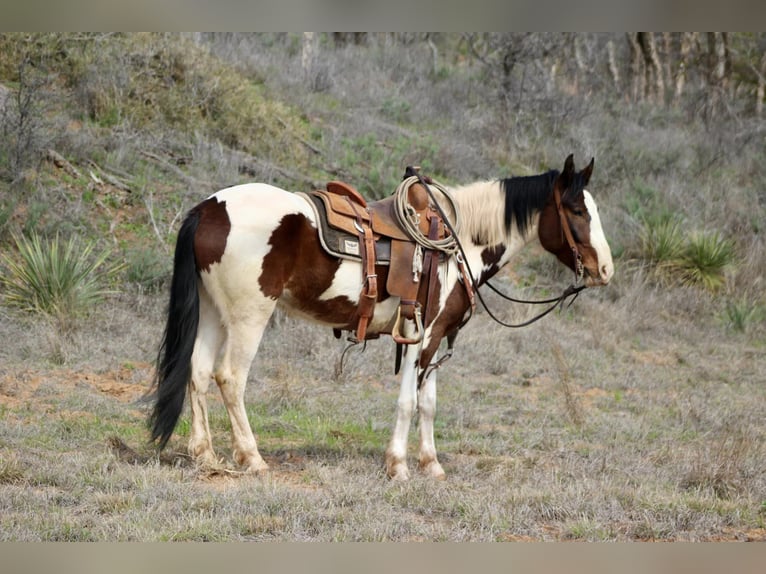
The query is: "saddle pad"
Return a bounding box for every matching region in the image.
[299,192,392,263]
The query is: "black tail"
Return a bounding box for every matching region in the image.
[149,208,201,450]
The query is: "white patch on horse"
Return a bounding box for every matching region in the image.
[584,191,614,284]
[317,259,362,304]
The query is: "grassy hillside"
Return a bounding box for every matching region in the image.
[0,33,764,541]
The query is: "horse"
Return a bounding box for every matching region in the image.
[148,154,613,481]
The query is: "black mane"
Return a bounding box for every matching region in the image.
[499,170,558,237]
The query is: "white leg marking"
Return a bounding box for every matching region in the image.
[385,342,420,481]
[188,289,223,466]
[417,367,446,479]
[214,313,274,473]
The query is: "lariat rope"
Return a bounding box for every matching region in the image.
[393,176,461,255]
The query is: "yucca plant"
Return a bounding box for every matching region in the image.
[639,217,686,283]
[723,297,761,333]
[679,231,736,292]
[0,232,121,328]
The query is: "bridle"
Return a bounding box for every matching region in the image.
[553,184,585,283]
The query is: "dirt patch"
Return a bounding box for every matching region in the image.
[630,350,679,366]
[0,363,153,410]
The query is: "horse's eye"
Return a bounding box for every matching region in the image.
[572,208,584,217]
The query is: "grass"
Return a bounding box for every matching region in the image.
[0,288,764,541]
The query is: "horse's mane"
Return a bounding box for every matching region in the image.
[500,170,559,237]
[449,170,558,246]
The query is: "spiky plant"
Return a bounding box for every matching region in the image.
[679,231,736,292]
[0,232,121,328]
[639,217,686,283]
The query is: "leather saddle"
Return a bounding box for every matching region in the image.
[301,174,449,345]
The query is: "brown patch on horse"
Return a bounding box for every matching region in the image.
[260,213,383,327]
[418,279,472,371]
[259,213,312,299]
[194,197,231,273]
[479,245,506,282]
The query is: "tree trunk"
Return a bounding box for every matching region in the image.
[607,39,620,93]
[674,32,696,104]
[706,32,730,121]
[757,50,766,118]
[627,33,644,102]
[638,32,665,105]
[662,33,674,96]
[301,32,318,86]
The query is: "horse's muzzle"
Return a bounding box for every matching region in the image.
[584,262,613,287]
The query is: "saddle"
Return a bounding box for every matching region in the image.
[301,171,449,345]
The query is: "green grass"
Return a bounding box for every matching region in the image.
[723,297,763,333]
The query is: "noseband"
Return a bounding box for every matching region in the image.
[553,186,584,283]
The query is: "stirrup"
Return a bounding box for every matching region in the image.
[392,304,424,345]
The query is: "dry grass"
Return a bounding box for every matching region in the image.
[0,284,764,541]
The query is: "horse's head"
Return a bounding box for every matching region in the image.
[538,155,614,287]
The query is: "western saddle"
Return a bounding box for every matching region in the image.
[301,168,463,346]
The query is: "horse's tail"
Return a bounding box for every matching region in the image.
[149,207,201,450]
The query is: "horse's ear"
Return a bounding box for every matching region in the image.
[563,154,575,175]
[581,157,594,187]
[559,154,575,189]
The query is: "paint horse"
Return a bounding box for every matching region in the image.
[149,154,613,480]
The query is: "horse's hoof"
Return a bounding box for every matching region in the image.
[190,449,219,469]
[235,450,270,474]
[244,460,270,474]
[387,463,410,481]
[420,460,446,480]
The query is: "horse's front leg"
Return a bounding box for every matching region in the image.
[417,366,446,480]
[385,342,421,481]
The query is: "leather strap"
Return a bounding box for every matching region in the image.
[423,213,441,326]
[346,197,377,341]
[553,187,583,282]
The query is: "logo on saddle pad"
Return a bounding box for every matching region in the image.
[342,238,360,256]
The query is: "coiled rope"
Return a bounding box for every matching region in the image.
[393,175,460,254]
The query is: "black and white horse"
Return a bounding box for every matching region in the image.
[149,155,613,480]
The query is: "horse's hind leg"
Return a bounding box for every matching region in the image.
[188,288,224,466]
[214,310,275,473]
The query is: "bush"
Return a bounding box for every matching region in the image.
[0,232,121,329]
[637,220,736,293]
[123,246,169,293]
[723,297,763,333]
[678,231,736,291]
[638,217,686,282]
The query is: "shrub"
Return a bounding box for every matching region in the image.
[0,232,121,328]
[678,231,736,291]
[637,219,736,293]
[723,297,763,333]
[123,246,169,293]
[638,217,686,282]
